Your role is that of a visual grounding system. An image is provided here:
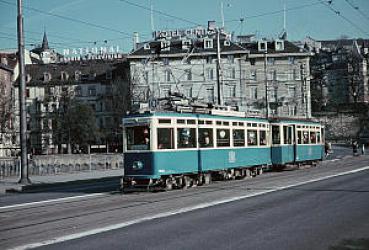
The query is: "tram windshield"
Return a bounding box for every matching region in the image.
[126,126,150,150]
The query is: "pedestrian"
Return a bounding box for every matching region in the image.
[352,140,358,156]
[324,142,330,157]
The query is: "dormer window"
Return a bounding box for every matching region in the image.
[43,72,51,83]
[106,69,112,80]
[258,41,268,52]
[224,40,231,46]
[26,74,32,83]
[75,70,81,81]
[182,39,192,50]
[161,41,170,51]
[204,39,213,49]
[60,71,69,81]
[275,40,284,51]
[144,43,150,50]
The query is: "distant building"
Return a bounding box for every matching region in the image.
[14,59,130,154]
[30,32,61,64]
[0,56,18,157]
[309,38,369,111]
[128,25,313,118]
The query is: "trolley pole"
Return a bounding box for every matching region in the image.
[216,29,224,106]
[264,51,269,119]
[17,0,30,184]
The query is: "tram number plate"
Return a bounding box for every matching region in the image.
[228,151,236,163]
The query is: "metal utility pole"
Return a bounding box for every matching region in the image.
[264,51,269,119]
[17,0,30,184]
[216,30,224,106]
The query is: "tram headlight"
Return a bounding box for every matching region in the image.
[132,161,144,170]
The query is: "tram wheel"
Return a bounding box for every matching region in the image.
[165,178,173,191]
[204,173,212,185]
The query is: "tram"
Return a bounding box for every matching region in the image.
[121,109,324,191]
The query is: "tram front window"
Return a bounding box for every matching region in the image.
[126,126,150,150]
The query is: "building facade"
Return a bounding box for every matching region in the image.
[0,57,17,157]
[128,29,312,118]
[14,59,130,154]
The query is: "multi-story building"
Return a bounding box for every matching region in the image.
[0,57,17,157]
[14,58,129,154]
[309,38,369,111]
[128,26,312,118]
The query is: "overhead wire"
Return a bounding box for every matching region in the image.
[318,0,369,37]
[344,0,369,22]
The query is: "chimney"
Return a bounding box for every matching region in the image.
[133,32,140,50]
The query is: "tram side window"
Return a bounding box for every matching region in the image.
[157,128,174,149]
[310,131,317,144]
[283,126,293,144]
[303,131,309,144]
[317,131,321,144]
[217,129,230,147]
[272,126,280,145]
[247,130,258,146]
[260,130,267,146]
[126,126,150,150]
[233,129,245,147]
[297,131,302,144]
[199,128,213,148]
[177,128,197,148]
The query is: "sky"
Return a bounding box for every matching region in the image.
[0,0,369,53]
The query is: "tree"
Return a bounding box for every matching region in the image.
[53,96,99,154]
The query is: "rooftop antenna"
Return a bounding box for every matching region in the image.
[279,2,288,40]
[150,0,155,32]
[221,2,225,28]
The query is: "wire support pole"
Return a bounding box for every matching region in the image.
[17,0,30,184]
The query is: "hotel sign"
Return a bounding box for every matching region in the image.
[61,45,122,62]
[62,45,120,57]
[152,27,209,39]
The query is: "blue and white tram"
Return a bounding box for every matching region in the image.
[122,112,324,191]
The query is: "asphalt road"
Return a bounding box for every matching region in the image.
[39,168,369,250]
[1,154,368,250]
[0,144,354,209]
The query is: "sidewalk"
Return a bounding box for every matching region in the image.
[0,169,123,194]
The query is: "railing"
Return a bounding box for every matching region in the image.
[0,154,123,178]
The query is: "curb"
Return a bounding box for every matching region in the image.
[5,175,122,193]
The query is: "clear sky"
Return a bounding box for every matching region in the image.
[0,0,368,53]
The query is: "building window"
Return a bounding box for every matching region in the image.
[250,70,257,81]
[227,55,235,63]
[294,68,301,80]
[288,86,296,97]
[88,86,96,96]
[204,39,213,49]
[185,69,192,81]
[288,57,295,64]
[250,86,258,99]
[161,41,170,51]
[163,58,169,65]
[207,68,214,80]
[250,58,256,66]
[267,57,275,65]
[43,72,51,83]
[229,68,236,79]
[182,40,192,50]
[60,71,69,81]
[75,86,82,96]
[75,71,81,81]
[206,56,213,64]
[206,87,214,102]
[184,86,192,98]
[267,70,275,80]
[106,69,112,80]
[165,70,171,82]
[229,85,236,98]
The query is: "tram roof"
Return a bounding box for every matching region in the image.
[123,112,321,125]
